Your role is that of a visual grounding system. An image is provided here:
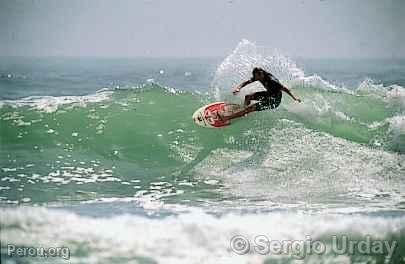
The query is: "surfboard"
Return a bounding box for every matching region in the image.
[192,102,243,128]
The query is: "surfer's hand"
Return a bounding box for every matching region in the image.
[295,97,302,103]
[233,87,240,94]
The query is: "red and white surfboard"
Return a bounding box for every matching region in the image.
[192,102,242,128]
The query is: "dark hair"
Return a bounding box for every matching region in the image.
[252,67,263,75]
[253,67,270,77]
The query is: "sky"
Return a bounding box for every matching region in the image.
[0,0,404,58]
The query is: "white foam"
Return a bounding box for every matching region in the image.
[210,39,365,107]
[210,39,305,101]
[366,115,405,135]
[386,84,405,108]
[210,38,405,117]
[1,206,403,264]
[389,115,405,134]
[0,91,113,113]
[357,79,405,108]
[193,121,405,209]
[299,74,353,94]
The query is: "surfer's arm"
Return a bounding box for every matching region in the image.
[233,80,253,94]
[280,86,301,102]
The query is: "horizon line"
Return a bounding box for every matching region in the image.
[1,55,405,60]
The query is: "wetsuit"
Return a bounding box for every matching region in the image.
[250,73,283,111]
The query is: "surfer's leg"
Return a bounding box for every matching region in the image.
[223,105,256,121]
[245,91,267,106]
[244,94,255,106]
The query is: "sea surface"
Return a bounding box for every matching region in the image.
[1,40,404,263]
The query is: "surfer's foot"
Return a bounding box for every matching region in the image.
[216,111,229,122]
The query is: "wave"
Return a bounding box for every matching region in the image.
[0,40,404,208]
[1,206,404,264]
[210,39,405,149]
[1,86,404,208]
[1,83,403,151]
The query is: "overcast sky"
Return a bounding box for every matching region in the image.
[0,0,404,58]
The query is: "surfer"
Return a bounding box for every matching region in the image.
[220,67,301,121]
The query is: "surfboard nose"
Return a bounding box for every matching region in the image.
[193,115,202,124]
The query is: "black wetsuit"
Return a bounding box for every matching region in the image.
[250,73,283,111]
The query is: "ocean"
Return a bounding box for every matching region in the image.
[1,40,404,263]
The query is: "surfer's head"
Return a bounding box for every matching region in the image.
[252,67,266,81]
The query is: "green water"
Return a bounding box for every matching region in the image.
[1,83,403,206]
